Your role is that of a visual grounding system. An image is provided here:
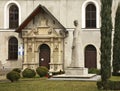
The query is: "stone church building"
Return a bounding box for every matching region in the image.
[0,0,118,72]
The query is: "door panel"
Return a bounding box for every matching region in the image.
[39,44,50,69]
[85,45,97,68]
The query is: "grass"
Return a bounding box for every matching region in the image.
[110,76,120,81]
[0,76,119,91]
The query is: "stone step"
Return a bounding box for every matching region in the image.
[49,74,101,81]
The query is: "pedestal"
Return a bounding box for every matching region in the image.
[51,67,98,81]
[65,67,88,75]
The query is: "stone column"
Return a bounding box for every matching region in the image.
[50,38,54,63]
[23,38,27,69]
[32,38,35,63]
[50,38,54,72]
[58,38,63,71]
[58,38,61,63]
[23,38,27,63]
[34,40,39,68]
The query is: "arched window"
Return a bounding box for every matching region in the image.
[8,37,18,60]
[86,4,96,28]
[9,5,19,29]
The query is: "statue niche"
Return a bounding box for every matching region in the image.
[39,15,48,27]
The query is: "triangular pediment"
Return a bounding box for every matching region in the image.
[16,4,67,37]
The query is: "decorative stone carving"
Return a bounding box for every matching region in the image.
[54,43,58,50]
[33,28,39,35]
[28,43,32,52]
[59,30,65,36]
[48,28,52,34]
[40,15,48,27]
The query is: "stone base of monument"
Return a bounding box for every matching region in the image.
[50,74,100,81]
[65,67,88,75]
[49,67,101,81]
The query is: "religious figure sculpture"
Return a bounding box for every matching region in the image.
[65,20,89,76]
[70,20,81,67]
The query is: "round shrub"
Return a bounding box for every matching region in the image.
[12,68,21,73]
[22,68,36,78]
[6,71,20,82]
[36,66,49,77]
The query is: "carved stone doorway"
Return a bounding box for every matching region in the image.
[39,44,50,69]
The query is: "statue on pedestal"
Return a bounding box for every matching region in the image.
[70,20,81,67]
[65,20,88,75]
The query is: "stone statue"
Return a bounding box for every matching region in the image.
[66,20,89,76]
[70,20,81,67]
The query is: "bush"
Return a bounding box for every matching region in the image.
[36,66,48,77]
[88,68,100,75]
[6,71,20,82]
[97,81,120,90]
[22,68,36,78]
[12,68,21,73]
[112,72,120,76]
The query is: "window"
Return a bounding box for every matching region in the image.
[86,4,96,28]
[9,5,19,29]
[8,37,18,60]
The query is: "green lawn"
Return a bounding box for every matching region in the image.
[0,76,119,91]
[110,76,120,81]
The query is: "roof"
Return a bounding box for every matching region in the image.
[15,4,66,33]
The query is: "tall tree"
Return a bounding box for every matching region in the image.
[100,0,113,81]
[113,3,120,75]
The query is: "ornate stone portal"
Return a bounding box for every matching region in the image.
[65,20,88,75]
[19,5,67,72]
[23,26,65,72]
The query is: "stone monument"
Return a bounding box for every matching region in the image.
[65,20,88,75]
[51,20,99,80]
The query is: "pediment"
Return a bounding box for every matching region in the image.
[16,4,67,37]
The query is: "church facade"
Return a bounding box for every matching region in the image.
[0,0,118,72]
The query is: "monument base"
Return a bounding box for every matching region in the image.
[50,67,100,81]
[65,67,88,75]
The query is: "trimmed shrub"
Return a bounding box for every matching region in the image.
[97,81,120,90]
[88,68,100,75]
[12,68,21,73]
[22,68,36,78]
[36,66,48,77]
[6,71,20,82]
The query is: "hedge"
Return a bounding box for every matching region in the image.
[97,80,120,90]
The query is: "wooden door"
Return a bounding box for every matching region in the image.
[39,44,50,69]
[85,45,97,68]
